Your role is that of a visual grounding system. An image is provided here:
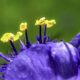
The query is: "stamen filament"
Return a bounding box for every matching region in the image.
[25,29,31,48]
[43,25,47,43]
[9,40,18,55]
[39,25,42,43]
[0,53,11,62]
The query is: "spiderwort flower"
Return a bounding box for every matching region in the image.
[0,17,80,80]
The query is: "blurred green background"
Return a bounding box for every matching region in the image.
[0,0,80,53]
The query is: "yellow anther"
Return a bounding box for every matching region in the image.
[16,31,23,37]
[35,17,46,26]
[1,32,23,42]
[35,17,56,28]
[20,22,27,31]
[1,33,14,43]
[13,35,19,41]
[45,19,56,28]
[13,32,23,41]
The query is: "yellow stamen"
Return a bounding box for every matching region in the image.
[35,17,46,26]
[1,33,14,43]
[16,31,23,37]
[45,19,56,28]
[13,35,19,41]
[1,31,23,42]
[35,17,56,28]
[20,22,27,31]
[13,32,23,41]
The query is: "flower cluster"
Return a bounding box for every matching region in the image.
[0,17,80,80]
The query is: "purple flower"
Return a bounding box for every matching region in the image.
[70,33,80,48]
[0,18,80,80]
